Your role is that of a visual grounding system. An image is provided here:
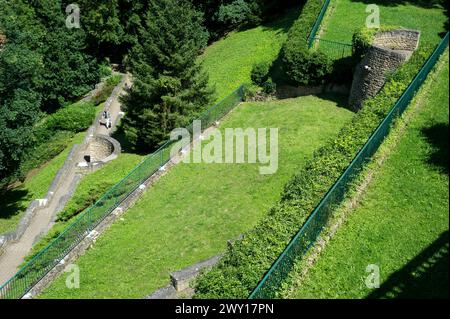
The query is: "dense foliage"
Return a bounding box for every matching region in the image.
[0,0,100,187]
[282,0,333,86]
[191,0,300,40]
[194,43,434,298]
[120,0,213,151]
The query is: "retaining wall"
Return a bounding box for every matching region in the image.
[349,29,420,111]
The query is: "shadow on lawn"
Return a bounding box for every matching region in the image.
[421,122,449,175]
[0,187,30,222]
[367,231,449,299]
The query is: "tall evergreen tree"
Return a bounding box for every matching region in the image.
[121,0,214,151]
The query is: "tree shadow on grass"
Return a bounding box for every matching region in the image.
[0,187,30,222]
[421,122,449,175]
[367,231,449,299]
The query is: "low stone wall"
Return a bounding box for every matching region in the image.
[349,29,420,111]
[373,29,420,51]
[77,135,121,172]
[276,83,350,100]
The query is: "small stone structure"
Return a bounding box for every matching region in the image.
[77,135,121,170]
[146,254,223,299]
[349,29,420,111]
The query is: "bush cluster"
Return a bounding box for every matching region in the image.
[250,61,277,95]
[251,61,271,86]
[352,25,400,61]
[282,0,332,86]
[194,44,433,298]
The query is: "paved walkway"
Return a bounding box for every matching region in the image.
[0,74,130,285]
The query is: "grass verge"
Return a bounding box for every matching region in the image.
[285,50,449,299]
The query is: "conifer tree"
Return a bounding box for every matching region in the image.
[121,0,214,151]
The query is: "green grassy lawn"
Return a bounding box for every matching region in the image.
[317,0,447,57]
[39,94,353,298]
[200,9,300,101]
[288,53,449,299]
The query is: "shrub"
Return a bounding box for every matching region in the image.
[42,101,97,133]
[251,61,271,86]
[91,74,122,106]
[352,25,400,61]
[194,44,434,298]
[283,46,332,85]
[262,78,277,94]
[217,0,256,27]
[242,84,260,101]
[281,0,332,85]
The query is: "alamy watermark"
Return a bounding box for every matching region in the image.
[65,264,80,289]
[365,4,380,29]
[170,120,279,175]
[66,4,80,29]
[365,264,380,289]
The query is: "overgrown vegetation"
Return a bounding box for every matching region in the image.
[194,42,435,298]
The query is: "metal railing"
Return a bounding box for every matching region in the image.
[313,37,353,59]
[249,33,449,299]
[307,0,331,48]
[0,85,246,299]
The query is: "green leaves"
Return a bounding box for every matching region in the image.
[121,0,214,152]
[282,0,333,86]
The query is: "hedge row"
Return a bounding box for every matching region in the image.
[282,0,332,85]
[194,44,434,298]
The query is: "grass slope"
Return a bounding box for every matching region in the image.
[40,95,353,298]
[200,9,300,101]
[289,52,449,299]
[319,0,446,47]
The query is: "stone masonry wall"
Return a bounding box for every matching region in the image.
[349,29,420,111]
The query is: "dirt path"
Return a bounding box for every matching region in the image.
[0,74,130,285]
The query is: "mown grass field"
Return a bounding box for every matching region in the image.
[39,94,353,298]
[317,0,447,56]
[200,8,300,101]
[287,52,449,299]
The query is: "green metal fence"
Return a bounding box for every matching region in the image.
[307,0,331,48]
[0,85,246,299]
[313,37,353,60]
[249,33,449,299]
